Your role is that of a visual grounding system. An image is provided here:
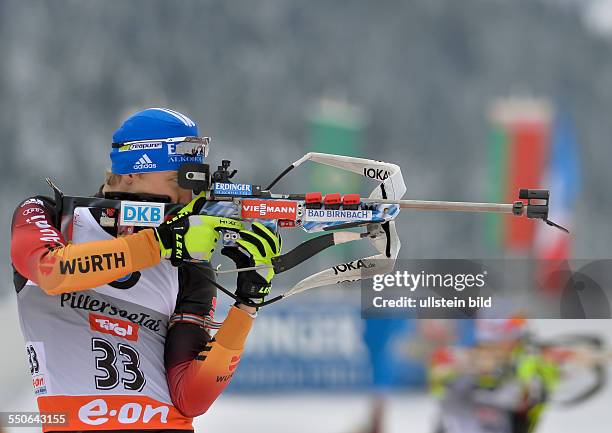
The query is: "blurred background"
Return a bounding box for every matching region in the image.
[2,0,612,432]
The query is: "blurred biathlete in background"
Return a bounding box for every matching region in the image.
[10,108,281,432]
[429,318,559,433]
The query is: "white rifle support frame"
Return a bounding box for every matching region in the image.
[278,153,406,298]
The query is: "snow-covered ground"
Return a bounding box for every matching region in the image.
[2,293,611,433]
[199,387,612,433]
[5,387,612,433]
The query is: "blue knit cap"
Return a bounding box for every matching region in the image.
[110,108,205,174]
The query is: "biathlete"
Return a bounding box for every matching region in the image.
[429,318,559,433]
[11,108,281,432]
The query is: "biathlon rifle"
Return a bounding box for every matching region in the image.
[51,152,569,307]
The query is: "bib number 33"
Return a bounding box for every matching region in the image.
[92,338,146,392]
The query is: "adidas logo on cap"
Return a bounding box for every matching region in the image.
[133,154,157,170]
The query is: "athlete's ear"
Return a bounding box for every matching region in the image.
[123,174,137,185]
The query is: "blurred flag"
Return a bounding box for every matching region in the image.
[307,98,367,193]
[306,98,368,261]
[486,97,552,252]
[535,110,581,290]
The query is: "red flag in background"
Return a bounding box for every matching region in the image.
[504,121,550,249]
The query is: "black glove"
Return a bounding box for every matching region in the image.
[221,222,282,306]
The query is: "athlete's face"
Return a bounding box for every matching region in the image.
[126,171,193,204]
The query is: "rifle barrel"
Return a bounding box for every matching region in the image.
[364,198,517,214]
